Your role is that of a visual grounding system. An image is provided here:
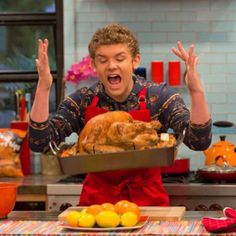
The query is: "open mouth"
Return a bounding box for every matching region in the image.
[108,75,121,85]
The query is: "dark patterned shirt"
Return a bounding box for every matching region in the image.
[28,76,212,153]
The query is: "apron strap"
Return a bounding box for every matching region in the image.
[90,95,99,107]
[137,87,147,110]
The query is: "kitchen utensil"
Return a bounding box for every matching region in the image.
[161,158,190,175]
[168,61,181,86]
[213,121,234,128]
[54,130,185,175]
[151,61,164,83]
[0,183,17,219]
[58,206,186,222]
[204,135,236,167]
[60,216,149,231]
[198,156,236,182]
[57,146,176,175]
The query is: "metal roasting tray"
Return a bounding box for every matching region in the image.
[52,130,185,175]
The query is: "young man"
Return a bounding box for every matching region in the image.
[29,23,212,206]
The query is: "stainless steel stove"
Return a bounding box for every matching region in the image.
[47,172,236,211]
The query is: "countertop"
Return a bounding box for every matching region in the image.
[0,210,227,235]
[0,174,64,194]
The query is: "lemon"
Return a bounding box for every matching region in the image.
[120,212,138,227]
[95,210,120,228]
[81,208,87,214]
[66,210,81,227]
[78,213,95,228]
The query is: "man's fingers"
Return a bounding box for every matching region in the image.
[44,39,49,54]
[188,44,195,59]
[172,47,186,61]
[38,39,44,61]
[177,41,188,59]
[171,47,182,57]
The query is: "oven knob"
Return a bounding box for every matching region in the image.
[209,203,223,211]
[195,204,208,211]
[60,203,73,211]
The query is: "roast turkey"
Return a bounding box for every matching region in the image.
[61,111,176,157]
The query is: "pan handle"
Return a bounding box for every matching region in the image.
[49,140,60,155]
[175,128,186,149]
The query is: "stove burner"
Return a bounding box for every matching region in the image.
[161,171,236,184]
[57,174,86,183]
[161,171,199,183]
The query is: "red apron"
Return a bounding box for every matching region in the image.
[79,88,169,206]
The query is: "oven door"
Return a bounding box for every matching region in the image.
[47,183,83,211]
[47,195,80,211]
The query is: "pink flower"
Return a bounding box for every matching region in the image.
[64,55,97,84]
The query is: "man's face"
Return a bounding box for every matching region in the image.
[92,44,140,102]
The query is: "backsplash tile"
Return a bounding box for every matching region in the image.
[63,0,236,167]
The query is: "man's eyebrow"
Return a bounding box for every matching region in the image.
[95,52,127,58]
[95,54,106,58]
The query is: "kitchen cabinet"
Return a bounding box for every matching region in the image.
[0,0,64,128]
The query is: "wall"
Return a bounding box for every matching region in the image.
[63,0,236,170]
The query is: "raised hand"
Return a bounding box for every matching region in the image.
[172,41,204,94]
[35,39,53,90]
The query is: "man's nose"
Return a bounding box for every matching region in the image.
[107,60,117,70]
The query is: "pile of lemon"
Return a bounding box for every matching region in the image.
[65,200,141,228]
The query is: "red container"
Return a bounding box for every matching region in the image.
[10,121,31,175]
[151,61,164,83]
[168,61,181,86]
[161,158,190,175]
[0,183,17,219]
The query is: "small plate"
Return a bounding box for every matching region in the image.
[60,215,149,231]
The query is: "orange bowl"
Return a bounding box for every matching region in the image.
[0,182,17,219]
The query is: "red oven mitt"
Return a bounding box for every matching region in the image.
[223,207,236,218]
[202,216,236,233]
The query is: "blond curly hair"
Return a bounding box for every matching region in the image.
[88,23,140,60]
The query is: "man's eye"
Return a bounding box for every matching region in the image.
[99,59,107,63]
[117,57,125,62]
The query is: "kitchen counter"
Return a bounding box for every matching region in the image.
[2,175,236,211]
[0,175,65,210]
[0,174,63,194]
[0,210,227,235]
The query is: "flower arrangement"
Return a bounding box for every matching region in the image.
[64,55,97,84]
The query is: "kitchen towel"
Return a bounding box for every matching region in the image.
[202,216,236,233]
[151,61,164,83]
[224,207,236,218]
[168,61,181,86]
[202,207,236,233]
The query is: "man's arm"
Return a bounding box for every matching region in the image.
[172,41,211,125]
[30,39,53,123]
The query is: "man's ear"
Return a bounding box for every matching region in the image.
[133,54,141,70]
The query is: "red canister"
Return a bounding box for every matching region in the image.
[151,61,164,83]
[168,61,181,86]
[10,121,31,175]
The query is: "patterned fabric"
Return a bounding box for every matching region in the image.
[28,76,212,153]
[0,219,216,235]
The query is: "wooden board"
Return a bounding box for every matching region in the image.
[140,206,186,221]
[58,206,186,222]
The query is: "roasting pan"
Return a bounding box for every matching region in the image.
[51,130,185,175]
